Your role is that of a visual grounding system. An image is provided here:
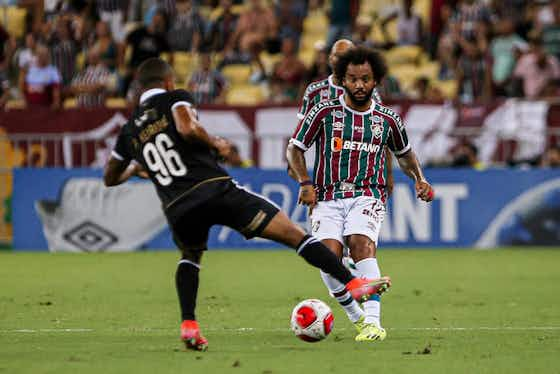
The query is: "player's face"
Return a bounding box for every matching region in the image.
[343,63,375,107]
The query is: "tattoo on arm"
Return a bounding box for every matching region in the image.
[396,150,426,182]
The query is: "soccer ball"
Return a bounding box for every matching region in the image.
[290,299,334,342]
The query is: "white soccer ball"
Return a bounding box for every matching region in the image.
[290,299,334,342]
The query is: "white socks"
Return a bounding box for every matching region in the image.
[319,270,364,323]
[354,258,382,326]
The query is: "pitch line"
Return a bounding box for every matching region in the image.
[1,327,560,334]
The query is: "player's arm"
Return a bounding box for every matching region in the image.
[171,103,230,158]
[104,158,145,186]
[387,113,433,202]
[395,150,433,202]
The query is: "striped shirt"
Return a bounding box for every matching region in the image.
[297,74,382,119]
[50,39,78,86]
[71,64,112,107]
[290,95,409,202]
[188,69,226,104]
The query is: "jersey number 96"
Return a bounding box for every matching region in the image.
[143,133,187,186]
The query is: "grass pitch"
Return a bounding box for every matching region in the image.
[1,249,559,374]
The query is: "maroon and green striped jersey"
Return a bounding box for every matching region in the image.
[290,96,409,203]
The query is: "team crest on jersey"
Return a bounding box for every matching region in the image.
[372,115,383,124]
[372,124,384,139]
[333,110,345,119]
[333,121,345,130]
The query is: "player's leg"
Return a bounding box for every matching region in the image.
[310,201,365,325]
[171,215,210,351]
[219,181,390,300]
[343,197,387,341]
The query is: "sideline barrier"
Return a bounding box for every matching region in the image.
[12,168,560,251]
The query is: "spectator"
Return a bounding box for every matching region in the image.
[0,69,10,110]
[325,0,356,48]
[70,48,114,107]
[381,0,424,47]
[89,20,118,71]
[305,42,331,83]
[451,141,484,169]
[275,0,306,45]
[207,0,239,52]
[538,0,560,62]
[122,10,172,93]
[227,0,277,59]
[0,24,15,71]
[96,0,129,43]
[353,15,378,50]
[270,37,307,103]
[490,17,528,96]
[412,76,444,101]
[540,145,560,167]
[167,0,205,52]
[18,33,38,71]
[451,0,494,42]
[376,73,404,100]
[188,51,227,104]
[513,36,560,99]
[19,44,62,109]
[48,17,78,88]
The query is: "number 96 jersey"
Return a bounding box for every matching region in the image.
[112,88,230,213]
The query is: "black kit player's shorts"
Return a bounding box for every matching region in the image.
[167,179,280,250]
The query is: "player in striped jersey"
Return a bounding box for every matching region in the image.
[287,46,434,342]
[290,39,394,336]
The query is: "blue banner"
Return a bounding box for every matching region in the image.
[13,168,560,251]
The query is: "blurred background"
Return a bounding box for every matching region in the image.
[0,0,559,251]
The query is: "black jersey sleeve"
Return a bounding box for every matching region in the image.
[112,126,133,163]
[169,89,196,108]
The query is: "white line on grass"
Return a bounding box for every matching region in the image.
[1,327,560,334]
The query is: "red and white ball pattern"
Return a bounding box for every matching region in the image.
[290,299,334,342]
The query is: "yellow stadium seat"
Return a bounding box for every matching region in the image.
[106,97,127,108]
[384,45,424,65]
[390,63,421,90]
[225,84,264,105]
[416,61,440,81]
[0,6,27,38]
[433,79,458,99]
[298,49,315,68]
[303,10,328,35]
[63,98,77,108]
[173,52,198,83]
[5,99,25,110]
[221,64,252,85]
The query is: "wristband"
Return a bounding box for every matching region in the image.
[299,180,313,187]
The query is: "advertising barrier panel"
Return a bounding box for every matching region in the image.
[13,168,560,251]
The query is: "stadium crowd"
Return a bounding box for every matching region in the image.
[1,0,559,110]
[0,0,559,167]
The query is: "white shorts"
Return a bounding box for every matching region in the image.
[310,196,385,245]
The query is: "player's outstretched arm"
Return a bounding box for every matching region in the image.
[396,150,434,202]
[172,104,226,154]
[104,158,144,186]
[286,143,316,207]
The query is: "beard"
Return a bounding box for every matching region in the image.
[346,88,374,107]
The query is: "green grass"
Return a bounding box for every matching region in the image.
[1,249,559,374]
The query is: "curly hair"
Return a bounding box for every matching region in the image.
[333,46,388,84]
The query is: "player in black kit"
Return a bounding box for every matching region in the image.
[103,58,391,351]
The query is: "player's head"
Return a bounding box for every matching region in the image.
[137,57,175,91]
[328,39,354,71]
[334,46,387,107]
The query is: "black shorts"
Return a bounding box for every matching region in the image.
[168,180,280,250]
